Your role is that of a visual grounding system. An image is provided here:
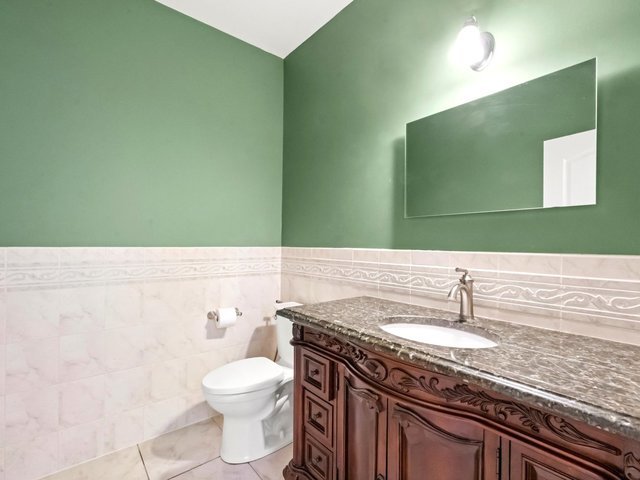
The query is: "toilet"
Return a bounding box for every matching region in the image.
[202,302,301,464]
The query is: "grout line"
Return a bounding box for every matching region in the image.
[165,457,221,480]
[137,444,151,480]
[249,462,266,480]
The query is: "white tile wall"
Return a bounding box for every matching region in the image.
[0,247,281,480]
[281,247,640,346]
[2,245,640,479]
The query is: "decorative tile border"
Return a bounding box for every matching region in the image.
[1,247,280,289]
[4,247,640,329]
[282,248,640,343]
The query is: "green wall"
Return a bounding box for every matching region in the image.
[282,0,640,254]
[0,0,283,246]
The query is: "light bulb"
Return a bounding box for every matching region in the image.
[452,17,495,72]
[455,24,484,66]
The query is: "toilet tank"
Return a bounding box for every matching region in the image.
[275,302,302,368]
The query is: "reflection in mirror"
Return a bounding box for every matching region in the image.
[543,130,596,208]
[405,59,597,218]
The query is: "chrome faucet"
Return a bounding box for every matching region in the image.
[447,267,475,322]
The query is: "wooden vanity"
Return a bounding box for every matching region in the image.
[281,298,640,480]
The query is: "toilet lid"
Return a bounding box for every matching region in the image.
[202,357,285,395]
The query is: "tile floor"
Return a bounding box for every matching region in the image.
[41,418,291,480]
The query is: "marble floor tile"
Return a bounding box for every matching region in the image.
[172,458,260,480]
[41,446,147,480]
[212,414,223,430]
[138,419,221,480]
[250,444,293,480]
[30,418,293,480]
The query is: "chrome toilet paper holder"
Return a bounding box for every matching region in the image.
[207,307,243,321]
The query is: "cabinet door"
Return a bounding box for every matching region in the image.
[337,370,387,480]
[509,440,610,480]
[387,399,499,480]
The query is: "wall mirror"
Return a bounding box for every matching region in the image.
[405,58,597,218]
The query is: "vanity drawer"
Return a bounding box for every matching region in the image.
[303,390,333,447]
[301,350,334,401]
[303,434,334,480]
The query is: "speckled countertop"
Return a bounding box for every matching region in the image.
[280,296,640,441]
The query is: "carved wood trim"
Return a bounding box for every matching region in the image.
[345,378,384,413]
[389,368,621,456]
[393,404,484,446]
[306,332,388,380]
[283,463,315,480]
[625,453,640,480]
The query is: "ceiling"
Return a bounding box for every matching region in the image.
[154,0,353,58]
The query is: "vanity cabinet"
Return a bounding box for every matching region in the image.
[387,398,498,480]
[339,371,387,480]
[507,440,607,480]
[284,324,640,480]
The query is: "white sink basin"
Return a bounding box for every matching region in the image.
[380,322,498,349]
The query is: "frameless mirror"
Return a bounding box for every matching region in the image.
[405,59,597,218]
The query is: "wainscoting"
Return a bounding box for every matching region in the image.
[282,247,640,345]
[0,247,280,480]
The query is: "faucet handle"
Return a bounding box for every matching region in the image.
[455,267,473,284]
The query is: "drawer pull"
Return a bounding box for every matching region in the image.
[312,455,323,465]
[312,411,322,420]
[309,368,320,377]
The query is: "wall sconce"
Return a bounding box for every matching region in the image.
[453,16,495,71]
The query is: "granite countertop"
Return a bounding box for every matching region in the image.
[280,296,640,441]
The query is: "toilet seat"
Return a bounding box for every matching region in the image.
[202,357,284,396]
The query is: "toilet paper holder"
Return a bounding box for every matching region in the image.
[207,307,243,322]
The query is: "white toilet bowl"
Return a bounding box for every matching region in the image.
[202,303,300,464]
[202,356,294,463]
